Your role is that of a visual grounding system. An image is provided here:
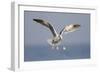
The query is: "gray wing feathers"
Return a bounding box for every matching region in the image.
[33,19,57,37]
[60,24,80,35]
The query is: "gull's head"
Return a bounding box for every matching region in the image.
[47,35,62,47]
[64,24,80,32]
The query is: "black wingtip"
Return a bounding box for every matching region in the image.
[73,24,80,28]
[33,19,43,22]
[33,19,38,21]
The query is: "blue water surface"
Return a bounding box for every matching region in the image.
[24,44,90,61]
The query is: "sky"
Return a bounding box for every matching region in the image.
[24,11,90,61]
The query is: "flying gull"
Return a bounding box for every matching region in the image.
[33,19,80,50]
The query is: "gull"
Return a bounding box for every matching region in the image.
[33,19,80,50]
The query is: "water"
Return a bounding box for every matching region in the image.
[24,44,90,61]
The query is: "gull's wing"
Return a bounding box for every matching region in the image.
[60,24,80,35]
[33,19,57,37]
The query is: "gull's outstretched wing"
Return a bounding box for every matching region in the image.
[60,24,80,35]
[33,19,57,37]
